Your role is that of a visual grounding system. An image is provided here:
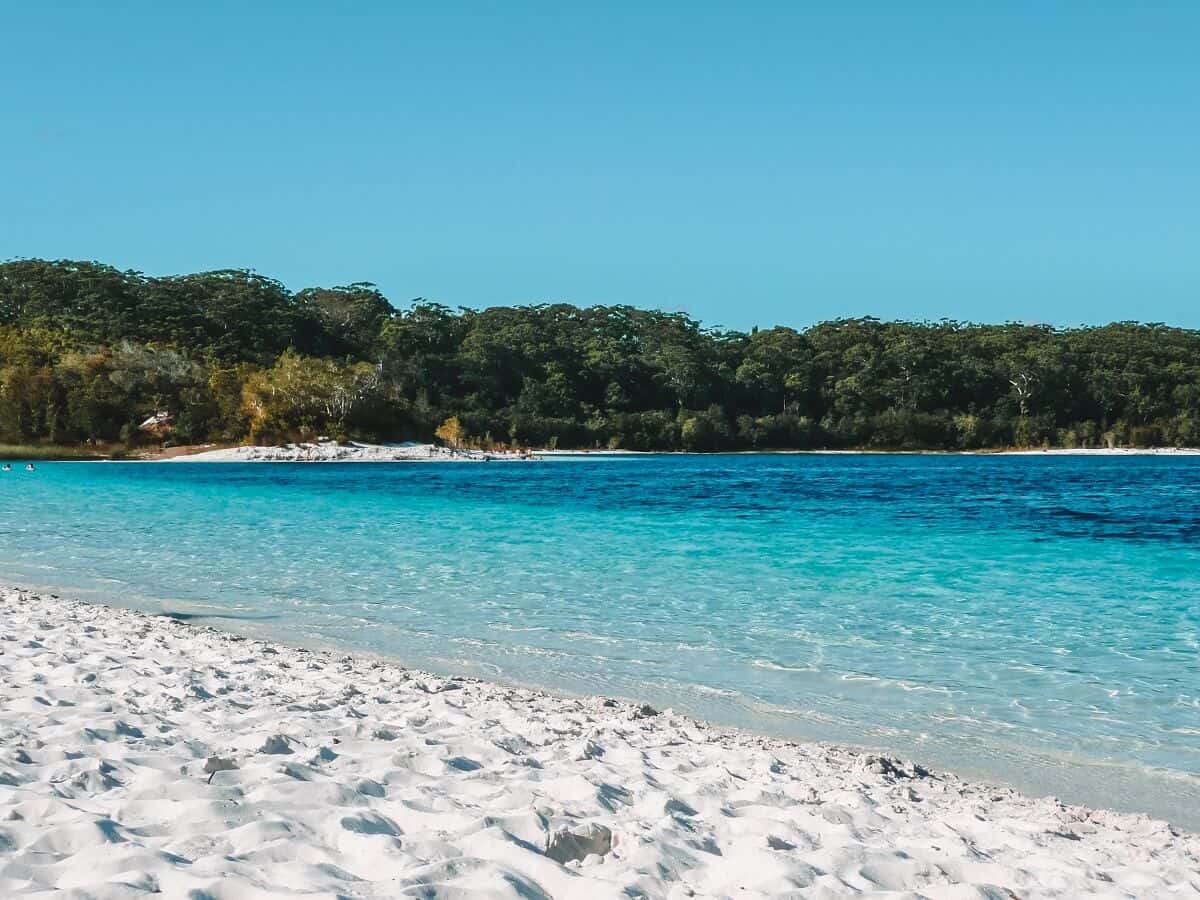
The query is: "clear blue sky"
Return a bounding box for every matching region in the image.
[2,2,1197,330]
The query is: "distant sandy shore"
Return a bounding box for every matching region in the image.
[995,447,1200,456]
[144,441,1200,462]
[536,447,1200,457]
[163,441,537,463]
[2,586,1196,898]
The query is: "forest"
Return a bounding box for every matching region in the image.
[2,259,1199,453]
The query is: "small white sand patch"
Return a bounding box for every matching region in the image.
[166,440,539,463]
[1,587,1197,898]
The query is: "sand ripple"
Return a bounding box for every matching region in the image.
[1,588,1197,898]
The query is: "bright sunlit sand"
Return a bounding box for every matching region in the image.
[3,587,1197,898]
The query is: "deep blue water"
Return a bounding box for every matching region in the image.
[2,455,1198,827]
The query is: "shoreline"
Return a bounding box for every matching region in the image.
[7,440,1200,463]
[542,446,1200,457]
[11,573,1198,831]
[8,574,1198,831]
[2,587,1196,897]
[157,442,1200,462]
[159,441,538,463]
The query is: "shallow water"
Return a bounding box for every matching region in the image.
[2,455,1198,827]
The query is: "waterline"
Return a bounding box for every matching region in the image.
[2,454,1198,826]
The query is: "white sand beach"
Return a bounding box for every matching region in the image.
[162,443,1200,463]
[2,588,1196,898]
[999,447,1200,456]
[165,442,536,463]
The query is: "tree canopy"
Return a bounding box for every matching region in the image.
[2,258,1198,451]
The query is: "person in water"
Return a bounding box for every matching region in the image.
[25,463,35,471]
[1,464,10,471]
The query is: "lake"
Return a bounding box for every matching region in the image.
[2,454,1197,826]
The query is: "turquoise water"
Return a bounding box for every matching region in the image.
[2,456,1198,827]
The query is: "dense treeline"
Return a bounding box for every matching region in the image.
[2,259,1199,452]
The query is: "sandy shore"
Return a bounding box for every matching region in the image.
[164,442,536,463]
[998,447,1200,456]
[2,589,1197,898]
[151,442,1200,462]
